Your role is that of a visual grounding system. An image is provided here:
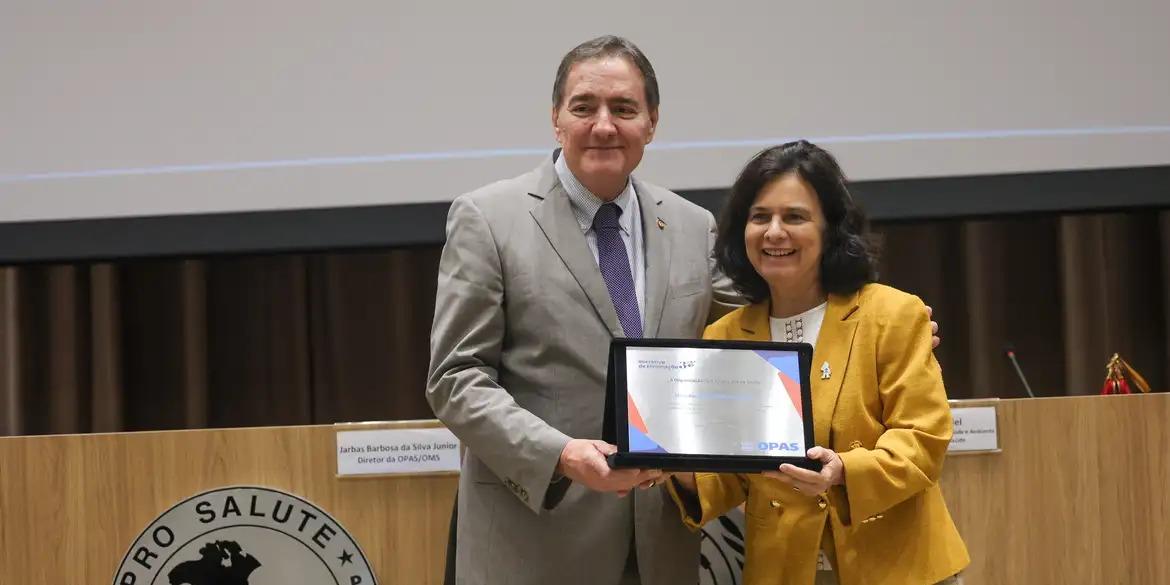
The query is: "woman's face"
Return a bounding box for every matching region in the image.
[743,172,826,295]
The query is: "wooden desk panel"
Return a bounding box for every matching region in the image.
[941,393,1169,584]
[2,393,1167,584]
[0,425,455,584]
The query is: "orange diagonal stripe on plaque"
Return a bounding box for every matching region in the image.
[627,393,649,434]
[778,372,803,419]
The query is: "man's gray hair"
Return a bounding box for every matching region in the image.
[552,35,660,110]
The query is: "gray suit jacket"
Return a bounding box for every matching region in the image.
[427,155,739,585]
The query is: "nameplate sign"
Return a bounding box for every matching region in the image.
[337,427,460,476]
[948,405,999,453]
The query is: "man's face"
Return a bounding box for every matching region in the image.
[552,57,658,199]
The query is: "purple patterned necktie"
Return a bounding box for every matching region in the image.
[593,203,642,338]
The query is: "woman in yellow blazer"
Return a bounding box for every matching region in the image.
[667,141,969,585]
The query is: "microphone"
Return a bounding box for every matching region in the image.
[1003,343,1036,398]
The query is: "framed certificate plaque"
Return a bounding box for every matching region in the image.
[603,338,820,473]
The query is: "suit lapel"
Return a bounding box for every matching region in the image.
[636,179,670,338]
[736,302,772,341]
[529,159,623,338]
[811,292,861,446]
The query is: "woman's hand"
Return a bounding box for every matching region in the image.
[762,446,844,495]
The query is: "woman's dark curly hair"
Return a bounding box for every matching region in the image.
[715,140,878,303]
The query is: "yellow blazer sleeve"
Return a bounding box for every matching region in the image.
[834,294,953,523]
[666,472,750,530]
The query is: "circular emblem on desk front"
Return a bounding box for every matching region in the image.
[699,508,747,585]
[112,486,375,585]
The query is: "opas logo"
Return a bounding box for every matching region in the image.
[113,486,375,585]
[740,441,801,453]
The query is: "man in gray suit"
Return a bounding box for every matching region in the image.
[427,35,937,585]
[427,35,735,585]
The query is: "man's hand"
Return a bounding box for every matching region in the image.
[557,439,662,496]
[927,305,940,349]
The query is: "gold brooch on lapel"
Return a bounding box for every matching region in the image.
[656,217,666,230]
[820,361,831,380]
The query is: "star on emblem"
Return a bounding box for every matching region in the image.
[338,549,354,565]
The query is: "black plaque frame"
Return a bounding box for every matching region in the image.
[603,337,821,473]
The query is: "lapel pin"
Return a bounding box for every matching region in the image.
[656,217,666,230]
[820,361,831,380]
